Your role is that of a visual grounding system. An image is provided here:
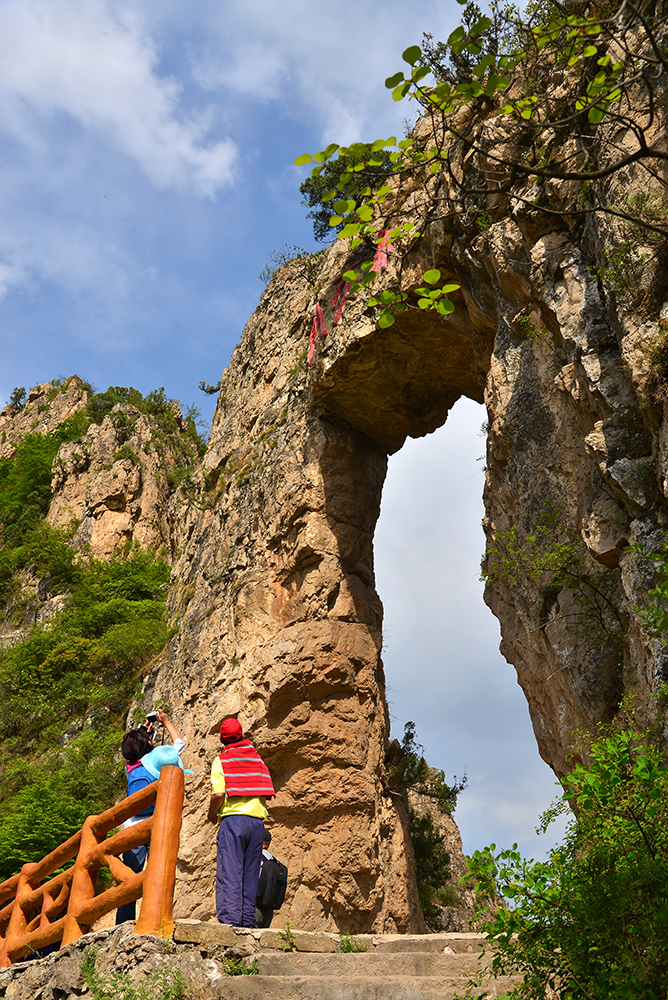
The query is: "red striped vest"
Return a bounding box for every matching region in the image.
[219,739,275,798]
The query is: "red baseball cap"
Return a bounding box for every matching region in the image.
[220,718,243,740]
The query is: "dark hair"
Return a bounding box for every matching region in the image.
[220,734,243,746]
[121,728,153,763]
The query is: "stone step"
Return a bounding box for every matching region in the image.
[252,950,490,977]
[215,973,518,1000]
[174,920,487,956]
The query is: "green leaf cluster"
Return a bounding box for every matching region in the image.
[463,727,668,999]
[420,1,523,87]
[299,145,393,242]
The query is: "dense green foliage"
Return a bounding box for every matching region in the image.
[0,389,190,879]
[0,544,171,878]
[409,808,462,928]
[0,422,93,605]
[463,727,668,999]
[0,730,124,877]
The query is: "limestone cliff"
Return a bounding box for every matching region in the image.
[141,78,668,932]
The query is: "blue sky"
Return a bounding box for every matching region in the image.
[0,0,567,860]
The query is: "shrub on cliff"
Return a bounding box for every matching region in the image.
[0,425,93,605]
[462,726,668,999]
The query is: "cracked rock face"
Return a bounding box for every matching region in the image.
[142,101,668,931]
[4,98,668,935]
[48,406,181,558]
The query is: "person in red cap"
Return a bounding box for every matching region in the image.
[207,717,275,926]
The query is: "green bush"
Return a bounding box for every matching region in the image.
[0,545,172,876]
[0,398,189,878]
[299,147,393,241]
[463,726,668,999]
[339,932,367,953]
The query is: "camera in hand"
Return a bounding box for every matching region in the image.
[146,711,160,724]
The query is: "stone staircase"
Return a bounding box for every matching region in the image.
[174,923,519,999]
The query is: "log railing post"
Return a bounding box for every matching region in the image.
[0,864,37,967]
[0,764,185,962]
[60,815,101,947]
[134,765,184,938]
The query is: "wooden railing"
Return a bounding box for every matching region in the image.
[0,764,184,966]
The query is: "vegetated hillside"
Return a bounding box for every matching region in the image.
[0,376,204,878]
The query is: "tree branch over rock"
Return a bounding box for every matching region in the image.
[296,0,668,330]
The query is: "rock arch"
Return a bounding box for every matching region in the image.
[149,203,665,931]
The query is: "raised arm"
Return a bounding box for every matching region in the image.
[154,710,183,746]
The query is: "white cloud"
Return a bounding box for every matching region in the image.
[0,0,237,196]
[192,0,459,145]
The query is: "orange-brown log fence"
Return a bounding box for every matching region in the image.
[0,764,184,966]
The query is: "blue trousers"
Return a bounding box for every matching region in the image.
[115,842,149,924]
[216,814,264,926]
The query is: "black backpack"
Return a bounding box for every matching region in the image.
[256,856,288,910]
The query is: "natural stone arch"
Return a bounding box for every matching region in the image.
[146,185,666,931]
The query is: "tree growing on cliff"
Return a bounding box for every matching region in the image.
[296,0,668,330]
[386,722,467,928]
[461,725,668,999]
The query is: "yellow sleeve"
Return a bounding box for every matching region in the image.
[210,756,226,795]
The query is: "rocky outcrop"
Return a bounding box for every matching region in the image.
[0,383,200,657]
[138,89,668,932]
[0,378,87,458]
[48,404,189,559]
